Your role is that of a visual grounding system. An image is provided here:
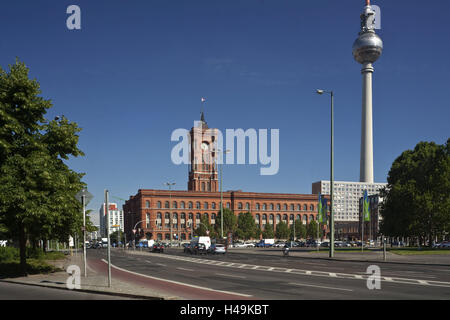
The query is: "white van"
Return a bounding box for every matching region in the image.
[191,236,211,250]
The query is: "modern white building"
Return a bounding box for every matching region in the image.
[312,181,387,222]
[99,203,124,237]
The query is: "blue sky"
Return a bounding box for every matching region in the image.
[1,0,449,224]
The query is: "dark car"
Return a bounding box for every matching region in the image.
[183,243,193,254]
[194,243,207,255]
[151,243,164,253]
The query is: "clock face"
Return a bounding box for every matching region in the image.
[201,142,209,151]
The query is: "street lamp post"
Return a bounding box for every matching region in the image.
[165,182,176,246]
[316,89,335,258]
[218,149,231,240]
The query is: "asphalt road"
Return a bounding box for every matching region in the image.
[0,281,135,300]
[90,248,450,300]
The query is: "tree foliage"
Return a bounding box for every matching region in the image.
[275,221,290,239]
[235,212,259,240]
[380,139,450,245]
[0,60,86,274]
[214,208,236,239]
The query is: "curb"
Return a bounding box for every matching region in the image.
[0,278,164,300]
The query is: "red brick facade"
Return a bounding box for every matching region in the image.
[123,189,322,241]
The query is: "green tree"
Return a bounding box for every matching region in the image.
[262,224,274,239]
[275,221,290,239]
[0,60,85,274]
[195,215,216,238]
[380,139,450,246]
[307,220,319,239]
[290,219,306,240]
[110,231,125,244]
[235,212,258,240]
[214,208,237,239]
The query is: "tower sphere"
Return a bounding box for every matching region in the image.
[352,31,383,64]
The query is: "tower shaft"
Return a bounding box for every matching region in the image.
[360,62,374,183]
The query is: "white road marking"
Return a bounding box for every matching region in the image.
[139,253,450,288]
[289,282,353,292]
[100,259,253,297]
[177,267,194,271]
[155,263,167,267]
[216,273,247,279]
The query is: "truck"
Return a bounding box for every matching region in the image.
[256,238,274,247]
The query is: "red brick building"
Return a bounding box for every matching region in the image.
[123,114,322,242]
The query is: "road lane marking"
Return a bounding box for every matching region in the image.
[138,253,450,288]
[100,259,253,298]
[177,267,194,272]
[155,263,167,267]
[289,282,353,292]
[216,273,247,279]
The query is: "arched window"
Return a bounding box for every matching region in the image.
[255,214,260,224]
[303,214,308,224]
[276,214,281,224]
[297,204,301,211]
[269,204,274,211]
[188,202,193,209]
[173,201,177,209]
[289,214,294,221]
[165,201,169,209]
[310,204,314,211]
[269,214,274,222]
[226,202,230,209]
[204,202,208,210]
[238,202,243,210]
[303,204,307,211]
[211,213,216,220]
[181,212,186,219]
[246,203,250,210]
[262,214,267,224]
[263,204,267,211]
[157,212,162,219]
[212,202,216,209]
[180,201,185,209]
[196,213,201,220]
[310,214,315,221]
[283,214,288,222]
[157,201,161,209]
[204,213,209,222]
[283,204,288,211]
[256,203,260,210]
[188,213,193,220]
[277,204,281,211]
[196,202,201,209]
[145,200,150,208]
[290,204,294,211]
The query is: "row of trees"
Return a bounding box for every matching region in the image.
[194,209,325,241]
[380,139,450,246]
[0,60,92,274]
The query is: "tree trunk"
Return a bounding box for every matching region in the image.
[18,223,27,276]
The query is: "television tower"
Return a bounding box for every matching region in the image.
[352,0,383,183]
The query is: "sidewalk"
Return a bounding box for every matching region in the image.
[0,253,173,300]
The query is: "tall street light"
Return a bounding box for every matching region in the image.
[218,149,231,240]
[164,182,176,245]
[316,89,335,258]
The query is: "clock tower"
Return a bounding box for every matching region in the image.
[188,112,219,192]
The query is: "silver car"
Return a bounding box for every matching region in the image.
[210,244,227,254]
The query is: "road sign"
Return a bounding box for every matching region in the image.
[75,189,94,205]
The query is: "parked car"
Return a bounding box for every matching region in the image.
[437,241,450,249]
[209,243,227,254]
[195,243,208,255]
[151,243,164,253]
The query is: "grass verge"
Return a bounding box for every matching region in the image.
[0,247,65,278]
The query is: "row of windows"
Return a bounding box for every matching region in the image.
[146,200,315,211]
